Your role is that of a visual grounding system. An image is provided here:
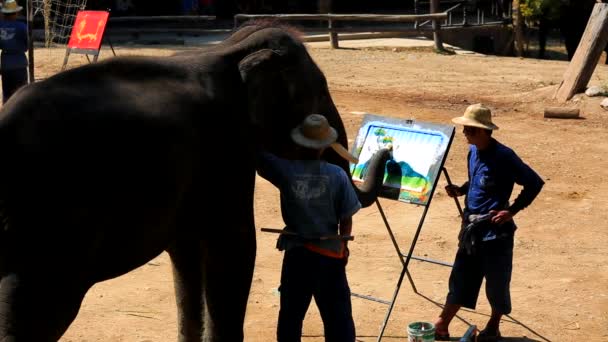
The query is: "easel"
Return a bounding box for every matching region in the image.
[61,10,116,71]
[348,115,463,341]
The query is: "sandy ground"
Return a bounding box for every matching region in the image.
[19,39,608,341]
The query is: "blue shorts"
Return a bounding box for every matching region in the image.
[446,236,514,314]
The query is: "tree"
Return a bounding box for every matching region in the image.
[513,0,525,56]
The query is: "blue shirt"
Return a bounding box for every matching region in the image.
[0,20,28,70]
[257,152,361,255]
[463,139,544,237]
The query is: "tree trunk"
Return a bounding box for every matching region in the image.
[512,0,524,57]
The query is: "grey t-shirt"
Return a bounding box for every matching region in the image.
[257,152,361,255]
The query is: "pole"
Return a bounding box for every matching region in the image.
[430,0,445,52]
[27,0,35,82]
[442,167,464,220]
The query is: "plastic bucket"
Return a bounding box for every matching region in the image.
[407,321,435,342]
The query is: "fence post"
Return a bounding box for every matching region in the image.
[328,17,339,49]
[430,0,445,51]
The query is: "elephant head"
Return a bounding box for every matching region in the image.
[230,22,390,207]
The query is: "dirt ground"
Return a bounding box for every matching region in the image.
[26,41,608,342]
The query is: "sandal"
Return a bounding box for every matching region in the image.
[477,328,501,341]
[434,331,451,341]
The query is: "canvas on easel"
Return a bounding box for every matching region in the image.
[348,113,457,342]
[350,114,453,205]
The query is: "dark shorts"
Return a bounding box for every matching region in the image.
[277,247,355,342]
[446,236,514,314]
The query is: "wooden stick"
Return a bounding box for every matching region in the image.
[543,107,580,119]
[261,228,354,241]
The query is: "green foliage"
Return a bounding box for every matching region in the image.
[381,136,394,144]
[520,0,564,20]
[373,128,386,137]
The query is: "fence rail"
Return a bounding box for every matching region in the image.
[233,12,449,48]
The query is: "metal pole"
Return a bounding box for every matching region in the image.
[27,0,35,82]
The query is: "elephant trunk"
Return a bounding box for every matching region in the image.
[351,148,391,208]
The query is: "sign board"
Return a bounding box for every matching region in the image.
[67,11,109,51]
[62,10,114,71]
[350,114,454,206]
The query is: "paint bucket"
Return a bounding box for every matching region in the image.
[407,321,435,342]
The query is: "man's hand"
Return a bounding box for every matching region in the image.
[489,210,513,225]
[445,184,463,197]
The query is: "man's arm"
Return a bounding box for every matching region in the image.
[491,153,544,224]
[507,154,544,216]
[255,150,286,188]
[445,181,469,197]
[339,216,352,237]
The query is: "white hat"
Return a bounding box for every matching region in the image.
[2,0,23,14]
[452,103,499,130]
[291,114,359,163]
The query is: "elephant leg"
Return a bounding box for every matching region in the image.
[168,239,204,342]
[0,273,88,342]
[200,223,256,342]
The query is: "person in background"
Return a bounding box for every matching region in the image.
[434,103,544,342]
[0,0,28,104]
[257,114,361,342]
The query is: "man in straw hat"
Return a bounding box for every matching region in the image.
[0,0,28,104]
[257,113,361,341]
[433,103,544,341]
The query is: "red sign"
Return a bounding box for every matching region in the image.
[67,11,109,50]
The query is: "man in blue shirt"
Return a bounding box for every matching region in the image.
[433,104,544,341]
[0,0,28,104]
[257,114,361,342]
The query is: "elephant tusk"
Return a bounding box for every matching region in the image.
[330,142,359,164]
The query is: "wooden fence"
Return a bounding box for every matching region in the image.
[233,13,449,48]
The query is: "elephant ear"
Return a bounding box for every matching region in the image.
[238,49,290,148]
[238,49,285,83]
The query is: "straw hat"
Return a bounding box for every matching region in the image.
[2,0,23,14]
[452,103,499,130]
[291,114,359,163]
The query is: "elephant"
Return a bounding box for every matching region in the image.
[0,22,390,341]
[537,0,608,62]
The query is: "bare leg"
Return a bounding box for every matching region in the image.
[434,303,461,336]
[482,308,502,334]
